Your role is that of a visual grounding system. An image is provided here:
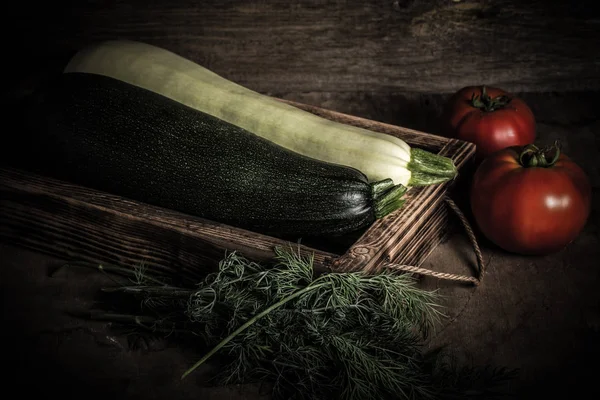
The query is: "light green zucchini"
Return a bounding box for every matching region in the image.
[64,40,457,187]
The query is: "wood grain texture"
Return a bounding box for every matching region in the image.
[0,168,338,276]
[0,98,474,278]
[4,0,600,99]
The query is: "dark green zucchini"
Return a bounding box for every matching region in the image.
[12,72,406,237]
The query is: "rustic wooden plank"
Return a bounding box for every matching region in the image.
[5,0,600,99]
[0,168,338,276]
[396,201,450,265]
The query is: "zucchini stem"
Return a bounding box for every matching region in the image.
[407,148,458,187]
[370,178,396,198]
[372,183,407,219]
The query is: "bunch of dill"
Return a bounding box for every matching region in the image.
[74,246,516,400]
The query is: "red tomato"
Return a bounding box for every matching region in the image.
[442,86,536,160]
[470,142,591,256]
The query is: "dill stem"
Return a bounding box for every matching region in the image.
[181,280,332,380]
[87,311,157,325]
[101,286,194,297]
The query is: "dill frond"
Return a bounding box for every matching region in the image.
[78,245,516,400]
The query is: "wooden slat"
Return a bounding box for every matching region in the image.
[0,168,338,276]
[392,199,450,267]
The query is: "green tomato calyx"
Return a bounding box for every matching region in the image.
[470,86,512,112]
[519,140,561,168]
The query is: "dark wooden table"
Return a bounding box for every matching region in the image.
[2,1,600,399]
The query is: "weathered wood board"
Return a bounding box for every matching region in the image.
[4,0,600,100]
[0,100,475,281]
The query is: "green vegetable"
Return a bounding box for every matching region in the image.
[64,40,458,187]
[66,247,518,400]
[13,72,407,237]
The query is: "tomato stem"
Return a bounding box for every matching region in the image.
[470,86,512,112]
[518,140,562,168]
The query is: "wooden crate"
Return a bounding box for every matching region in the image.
[0,100,475,283]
